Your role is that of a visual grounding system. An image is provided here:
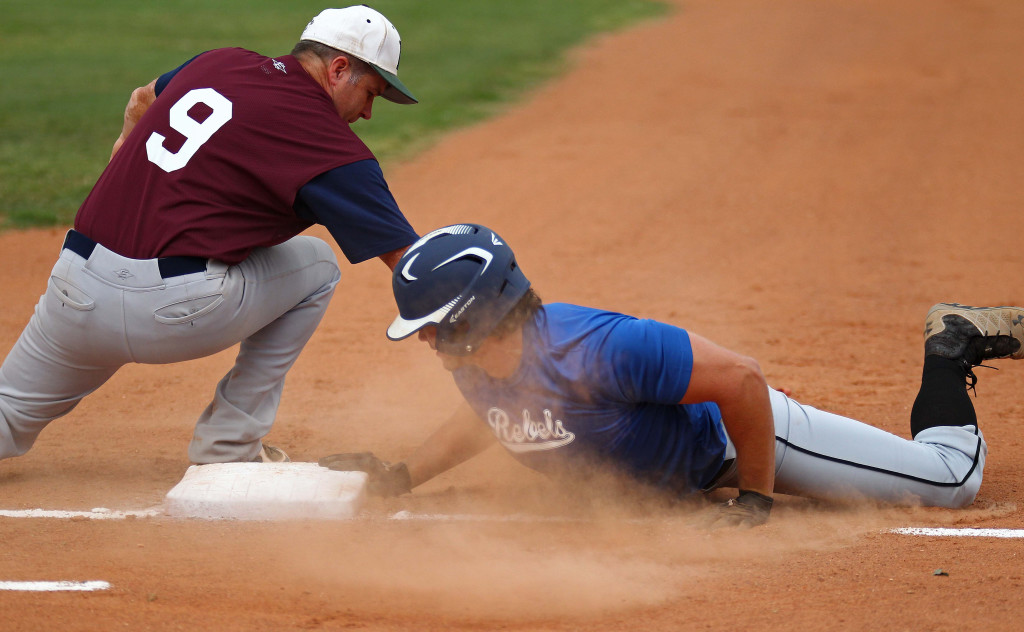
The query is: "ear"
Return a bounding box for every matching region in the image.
[327,55,352,84]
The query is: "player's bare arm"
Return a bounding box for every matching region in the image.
[378,246,409,271]
[110,78,157,160]
[403,401,497,487]
[680,332,776,498]
[319,402,495,494]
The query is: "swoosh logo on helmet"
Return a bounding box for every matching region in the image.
[400,253,421,281]
[433,247,493,274]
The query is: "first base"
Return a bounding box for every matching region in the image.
[164,462,367,520]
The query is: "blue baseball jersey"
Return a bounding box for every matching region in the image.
[453,303,729,495]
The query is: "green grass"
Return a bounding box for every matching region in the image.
[0,0,668,229]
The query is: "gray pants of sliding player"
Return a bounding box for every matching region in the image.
[715,388,986,508]
[0,233,340,464]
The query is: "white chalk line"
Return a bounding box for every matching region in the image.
[889,527,1024,539]
[0,507,162,520]
[0,581,110,592]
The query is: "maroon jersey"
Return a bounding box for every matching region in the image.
[76,48,395,264]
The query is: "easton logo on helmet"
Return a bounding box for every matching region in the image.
[449,295,476,324]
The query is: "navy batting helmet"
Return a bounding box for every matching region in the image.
[387,224,531,355]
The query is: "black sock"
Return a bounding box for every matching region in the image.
[909,355,977,438]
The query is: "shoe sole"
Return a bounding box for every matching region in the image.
[925,303,1024,360]
[256,445,290,463]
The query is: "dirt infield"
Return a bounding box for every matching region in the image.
[3,0,1024,629]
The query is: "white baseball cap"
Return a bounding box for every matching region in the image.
[301,6,417,104]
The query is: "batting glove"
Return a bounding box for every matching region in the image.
[709,490,773,528]
[318,452,412,497]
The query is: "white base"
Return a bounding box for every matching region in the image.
[164,462,367,520]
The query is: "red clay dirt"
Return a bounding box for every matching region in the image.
[3,0,1024,630]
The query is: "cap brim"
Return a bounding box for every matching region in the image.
[371,64,417,104]
[386,300,454,341]
[386,315,421,341]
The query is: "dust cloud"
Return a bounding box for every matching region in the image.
[272,463,932,621]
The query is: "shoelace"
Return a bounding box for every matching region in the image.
[962,361,999,396]
[962,333,1017,395]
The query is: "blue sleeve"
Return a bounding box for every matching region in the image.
[294,160,419,264]
[154,53,204,96]
[597,318,695,405]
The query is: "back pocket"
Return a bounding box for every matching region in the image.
[47,277,95,311]
[154,293,225,325]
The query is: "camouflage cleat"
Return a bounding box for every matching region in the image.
[924,303,1024,366]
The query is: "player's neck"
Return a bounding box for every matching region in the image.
[471,329,524,380]
[296,55,331,94]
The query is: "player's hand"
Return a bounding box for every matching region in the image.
[318,452,412,497]
[706,490,773,528]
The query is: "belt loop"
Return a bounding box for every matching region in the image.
[62,229,97,260]
[157,257,208,278]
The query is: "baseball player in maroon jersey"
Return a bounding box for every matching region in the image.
[0,6,420,465]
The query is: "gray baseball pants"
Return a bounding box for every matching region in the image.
[714,388,986,508]
[0,231,341,463]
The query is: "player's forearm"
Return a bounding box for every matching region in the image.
[378,245,408,271]
[110,79,157,160]
[404,403,495,488]
[717,372,776,497]
[680,333,776,496]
